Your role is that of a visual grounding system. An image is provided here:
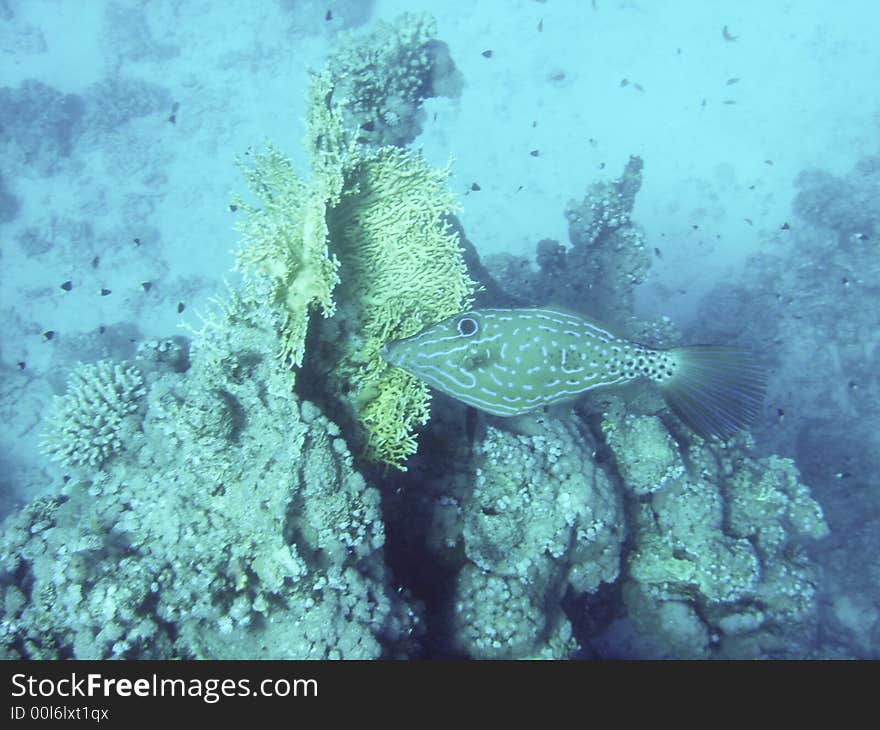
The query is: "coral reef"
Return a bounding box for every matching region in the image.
[365,135,831,658]
[484,156,651,324]
[561,155,652,320]
[325,12,462,148]
[453,566,577,659]
[235,14,475,468]
[692,156,880,493]
[461,151,830,656]
[567,155,643,249]
[40,361,146,469]
[603,414,683,496]
[1,296,420,659]
[3,6,845,660]
[602,406,828,658]
[383,408,622,659]
[451,415,622,658]
[690,154,880,657]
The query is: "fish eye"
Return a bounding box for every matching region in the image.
[457,316,478,336]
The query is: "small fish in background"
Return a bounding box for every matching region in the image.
[381,307,766,440]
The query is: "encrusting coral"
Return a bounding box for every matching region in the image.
[324,12,462,149]
[483,156,650,324]
[451,415,622,658]
[602,405,828,658]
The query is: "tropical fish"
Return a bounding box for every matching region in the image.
[380,307,766,439]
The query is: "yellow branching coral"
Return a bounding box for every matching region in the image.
[233,144,340,369]
[304,69,353,206]
[231,13,476,468]
[326,146,477,467]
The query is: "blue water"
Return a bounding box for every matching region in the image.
[1,0,878,659]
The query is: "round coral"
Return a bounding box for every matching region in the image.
[41,360,146,468]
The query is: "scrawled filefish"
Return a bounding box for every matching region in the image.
[380,307,766,439]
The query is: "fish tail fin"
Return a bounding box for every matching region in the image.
[659,346,766,440]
